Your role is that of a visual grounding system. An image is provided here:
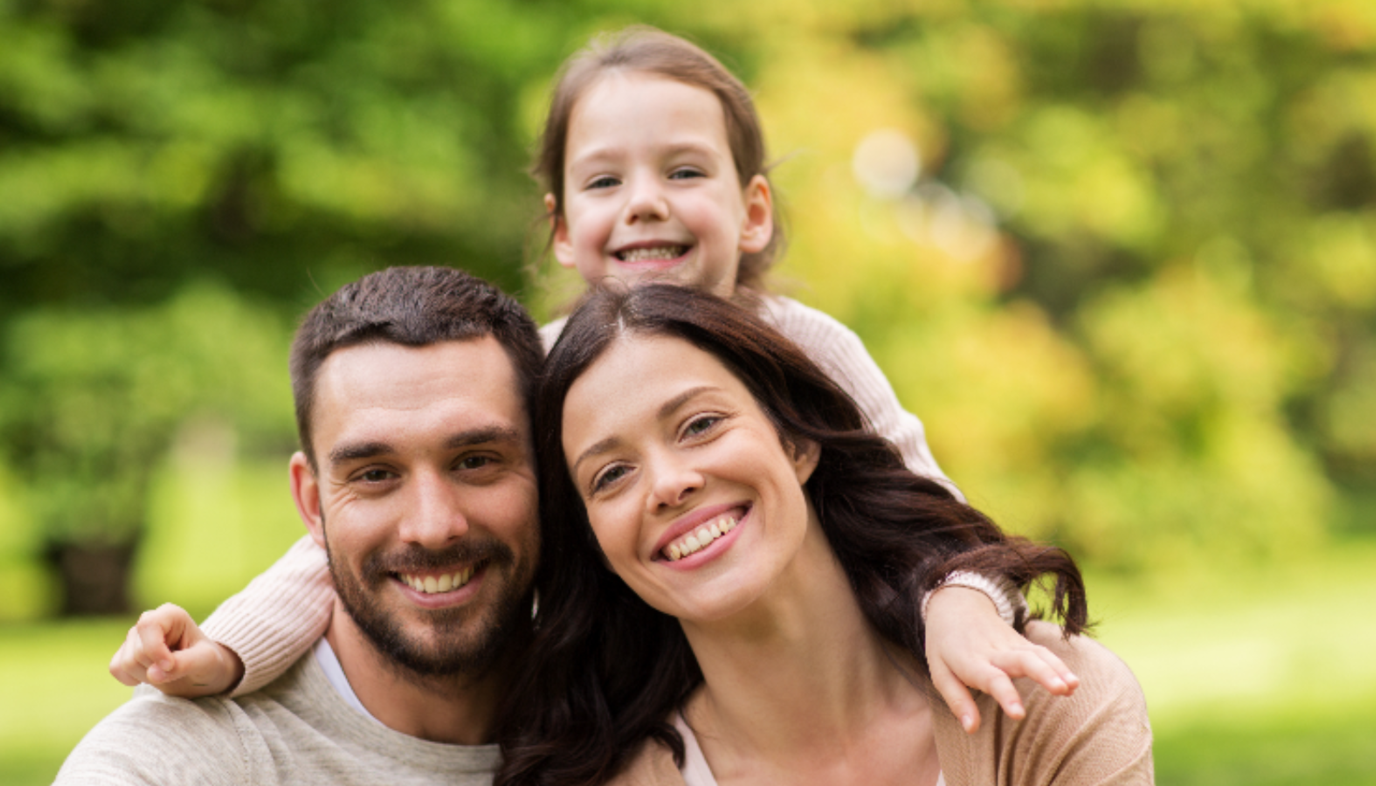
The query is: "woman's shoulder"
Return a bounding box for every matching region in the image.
[936,621,1155,785]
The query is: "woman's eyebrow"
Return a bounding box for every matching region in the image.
[570,386,722,476]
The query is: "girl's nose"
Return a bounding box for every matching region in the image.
[624,176,670,223]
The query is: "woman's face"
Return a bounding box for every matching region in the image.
[561,333,820,623]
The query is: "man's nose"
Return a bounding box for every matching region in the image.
[398,469,470,548]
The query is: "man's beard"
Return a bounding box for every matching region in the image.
[326,537,534,680]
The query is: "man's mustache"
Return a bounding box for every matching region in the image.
[359,539,515,582]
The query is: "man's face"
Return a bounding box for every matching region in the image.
[290,336,539,678]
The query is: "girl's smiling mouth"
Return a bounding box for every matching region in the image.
[614,244,691,265]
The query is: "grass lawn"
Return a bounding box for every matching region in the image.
[3,542,1374,784]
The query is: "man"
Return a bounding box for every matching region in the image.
[56,266,545,784]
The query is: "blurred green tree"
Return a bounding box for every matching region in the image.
[0,284,291,614]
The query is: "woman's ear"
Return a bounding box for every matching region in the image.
[547,193,577,270]
[738,175,774,254]
[790,437,821,485]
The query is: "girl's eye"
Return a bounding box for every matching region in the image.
[588,175,620,189]
[669,167,705,180]
[591,464,630,493]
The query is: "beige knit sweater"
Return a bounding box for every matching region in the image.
[609,623,1154,786]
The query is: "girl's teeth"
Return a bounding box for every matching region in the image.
[620,245,685,262]
[664,515,738,561]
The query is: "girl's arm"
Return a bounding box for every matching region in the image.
[760,296,959,495]
[110,535,335,697]
[762,296,1070,730]
[202,534,335,695]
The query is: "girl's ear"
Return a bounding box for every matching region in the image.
[547,193,577,270]
[739,175,774,254]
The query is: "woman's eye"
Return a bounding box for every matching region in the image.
[591,464,629,493]
[683,415,721,437]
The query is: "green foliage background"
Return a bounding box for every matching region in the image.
[1,0,1375,780]
[7,0,1370,585]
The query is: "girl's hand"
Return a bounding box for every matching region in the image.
[924,587,1080,733]
[109,603,245,698]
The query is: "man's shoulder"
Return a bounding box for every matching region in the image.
[55,689,264,785]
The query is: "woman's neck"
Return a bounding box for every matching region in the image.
[679,517,938,785]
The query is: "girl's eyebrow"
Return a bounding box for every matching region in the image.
[568,140,720,170]
[569,385,722,476]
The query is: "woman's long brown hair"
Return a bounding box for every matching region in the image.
[495,284,1086,786]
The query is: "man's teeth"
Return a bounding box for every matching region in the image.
[665,515,738,561]
[619,245,687,262]
[401,567,475,594]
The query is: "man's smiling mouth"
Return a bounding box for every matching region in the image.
[399,566,477,594]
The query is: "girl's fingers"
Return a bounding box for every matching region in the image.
[982,669,1026,720]
[994,648,1071,696]
[929,659,982,734]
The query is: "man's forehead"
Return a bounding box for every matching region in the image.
[311,337,528,451]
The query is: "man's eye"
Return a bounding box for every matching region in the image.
[359,469,393,483]
[457,455,493,470]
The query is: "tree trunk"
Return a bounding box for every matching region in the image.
[45,541,136,616]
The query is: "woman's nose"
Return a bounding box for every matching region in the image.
[646,454,703,512]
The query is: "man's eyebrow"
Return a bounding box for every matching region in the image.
[329,441,393,466]
[327,426,522,468]
[571,386,719,477]
[446,426,522,450]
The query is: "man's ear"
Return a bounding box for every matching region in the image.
[290,451,327,550]
[738,174,774,255]
[790,436,821,486]
[547,193,576,270]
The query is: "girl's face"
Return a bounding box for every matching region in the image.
[550,72,773,298]
[561,333,820,623]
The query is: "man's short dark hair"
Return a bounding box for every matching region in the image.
[290,266,543,467]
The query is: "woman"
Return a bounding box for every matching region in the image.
[498,284,1153,786]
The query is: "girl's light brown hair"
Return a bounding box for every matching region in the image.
[532,26,784,291]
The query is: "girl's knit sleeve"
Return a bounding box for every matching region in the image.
[763,296,1029,624]
[201,535,336,696]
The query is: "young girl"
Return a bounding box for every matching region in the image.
[111,26,1076,733]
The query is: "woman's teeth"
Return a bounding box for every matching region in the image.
[401,567,475,594]
[664,515,738,561]
[618,245,687,262]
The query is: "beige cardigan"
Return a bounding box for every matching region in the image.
[608,623,1154,786]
